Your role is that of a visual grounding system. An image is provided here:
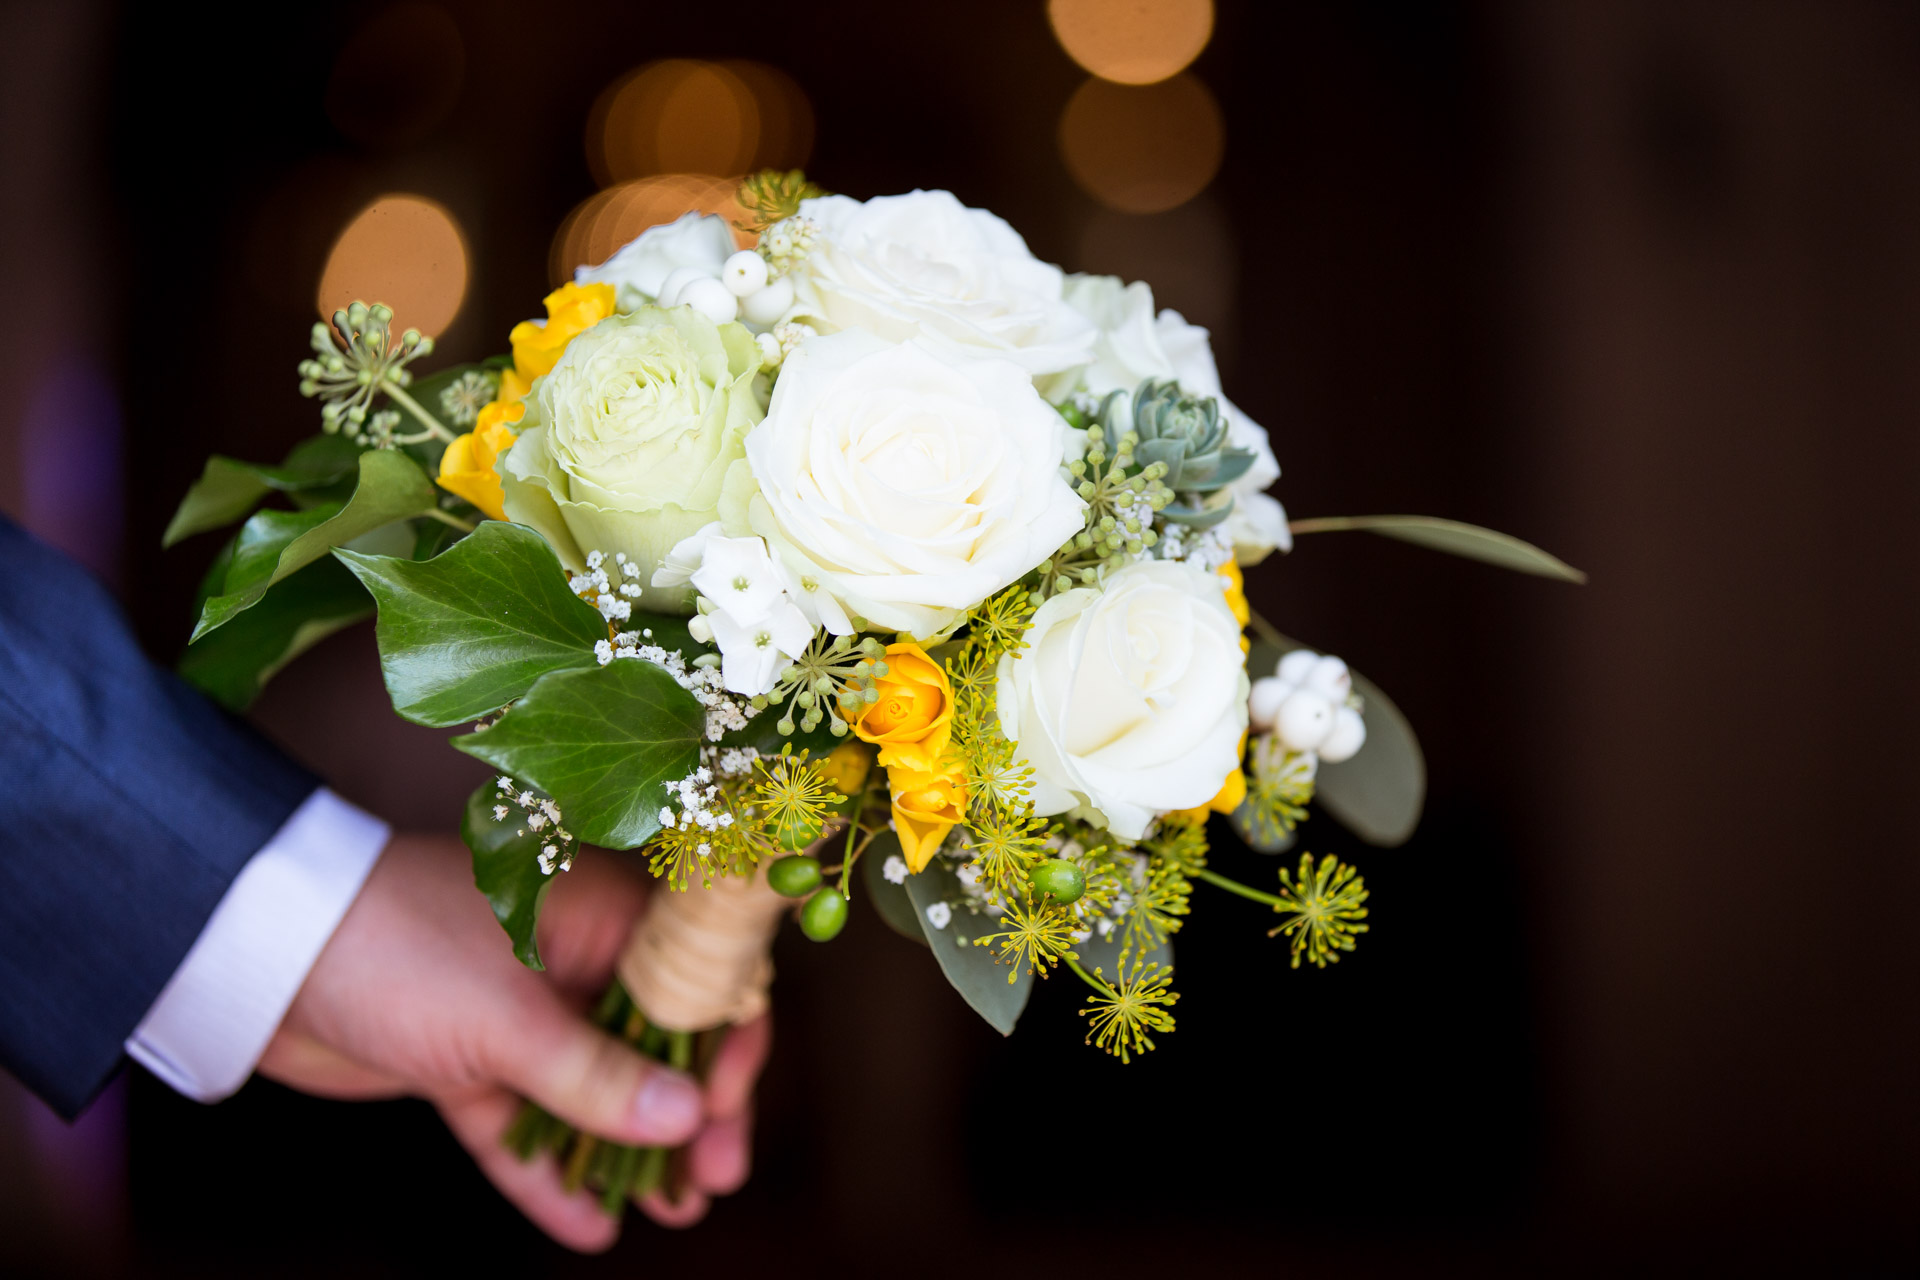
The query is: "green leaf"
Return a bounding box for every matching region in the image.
[461,780,556,969]
[453,659,705,850]
[1248,633,1427,847]
[163,438,364,547]
[1072,926,1172,982]
[336,520,609,727]
[1288,514,1586,583]
[190,449,438,642]
[178,555,373,711]
[904,857,1032,1035]
[860,831,928,947]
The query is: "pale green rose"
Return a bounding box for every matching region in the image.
[498,306,765,612]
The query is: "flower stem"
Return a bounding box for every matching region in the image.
[422,507,477,533]
[1064,955,1112,994]
[1192,865,1283,907]
[382,379,454,441]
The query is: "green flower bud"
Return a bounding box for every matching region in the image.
[800,886,849,941]
[768,855,823,898]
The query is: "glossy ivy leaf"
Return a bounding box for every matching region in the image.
[178,555,373,711]
[162,435,364,547]
[461,779,556,970]
[1288,514,1586,583]
[454,659,705,850]
[860,830,929,947]
[904,856,1032,1035]
[1248,634,1426,847]
[190,450,438,642]
[336,521,609,727]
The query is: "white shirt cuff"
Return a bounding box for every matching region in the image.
[126,788,389,1101]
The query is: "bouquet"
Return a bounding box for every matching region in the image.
[168,171,1580,1213]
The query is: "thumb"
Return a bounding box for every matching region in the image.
[481,987,704,1147]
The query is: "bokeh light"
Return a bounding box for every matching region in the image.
[587,59,813,187]
[1059,74,1223,213]
[550,175,753,285]
[324,3,465,148]
[1048,0,1214,85]
[316,194,468,336]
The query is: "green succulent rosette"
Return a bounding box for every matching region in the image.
[1098,377,1257,528]
[498,305,766,611]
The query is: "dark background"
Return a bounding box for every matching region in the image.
[1,0,1916,1275]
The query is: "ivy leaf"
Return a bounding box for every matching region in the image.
[336,521,609,727]
[904,856,1032,1035]
[1248,633,1426,847]
[162,436,364,547]
[178,555,373,711]
[1288,514,1586,583]
[453,659,705,850]
[190,450,438,642]
[460,780,556,970]
[860,830,928,947]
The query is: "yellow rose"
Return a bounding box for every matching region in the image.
[509,282,617,381]
[888,760,967,872]
[852,643,955,774]
[815,740,873,797]
[437,417,519,521]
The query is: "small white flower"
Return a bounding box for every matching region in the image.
[690,535,788,626]
[594,639,614,666]
[925,902,952,930]
[883,855,909,885]
[707,598,815,696]
[492,804,509,822]
[652,522,723,591]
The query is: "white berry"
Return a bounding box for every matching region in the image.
[1319,706,1367,762]
[1305,655,1352,702]
[740,275,795,326]
[1276,648,1319,686]
[722,250,769,296]
[654,265,710,308]
[1274,689,1334,752]
[1248,676,1289,731]
[678,277,739,324]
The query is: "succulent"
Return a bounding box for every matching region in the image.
[1098,379,1256,527]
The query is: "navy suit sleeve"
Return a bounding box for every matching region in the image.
[0,518,317,1117]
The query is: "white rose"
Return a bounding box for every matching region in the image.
[787,191,1096,377]
[574,211,736,313]
[725,328,1086,639]
[997,559,1250,839]
[1059,274,1289,564]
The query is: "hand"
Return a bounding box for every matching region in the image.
[259,833,771,1249]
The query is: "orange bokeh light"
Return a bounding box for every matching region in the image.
[587,58,813,187]
[1048,0,1214,85]
[1059,74,1223,213]
[316,194,468,336]
[550,175,754,286]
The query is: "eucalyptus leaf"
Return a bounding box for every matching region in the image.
[1289,514,1586,583]
[454,659,705,850]
[860,830,928,947]
[178,555,372,711]
[190,450,438,641]
[1247,632,1426,847]
[163,438,364,547]
[461,779,556,969]
[336,521,608,727]
[903,859,1032,1035]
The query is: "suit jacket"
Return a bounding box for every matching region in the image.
[0,518,314,1117]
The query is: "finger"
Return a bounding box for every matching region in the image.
[256,1031,409,1100]
[703,1013,772,1121]
[536,850,648,990]
[481,992,704,1148]
[688,1106,753,1197]
[436,1088,620,1254]
[636,1186,710,1229]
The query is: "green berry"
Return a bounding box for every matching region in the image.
[768,855,823,897]
[800,886,849,941]
[1030,859,1086,904]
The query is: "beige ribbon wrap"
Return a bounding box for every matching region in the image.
[616,863,792,1032]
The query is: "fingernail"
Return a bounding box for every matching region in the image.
[632,1071,702,1143]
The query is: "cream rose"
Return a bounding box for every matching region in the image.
[1058,274,1289,564]
[724,328,1086,638]
[499,306,764,607]
[997,559,1250,839]
[574,211,736,313]
[786,191,1096,377]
